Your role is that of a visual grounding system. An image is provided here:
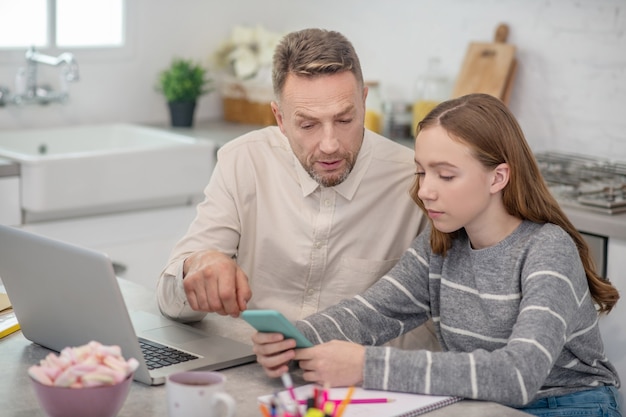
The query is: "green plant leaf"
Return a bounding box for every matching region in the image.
[156,58,214,102]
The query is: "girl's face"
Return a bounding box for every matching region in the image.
[414,125,500,235]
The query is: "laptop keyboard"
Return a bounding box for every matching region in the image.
[138,337,199,370]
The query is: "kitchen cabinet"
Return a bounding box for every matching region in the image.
[599,237,626,402]
[0,159,20,226]
[22,205,198,289]
[580,232,607,277]
[0,177,20,226]
[607,238,626,279]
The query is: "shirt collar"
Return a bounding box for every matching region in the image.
[294,132,373,200]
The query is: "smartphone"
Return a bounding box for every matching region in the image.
[241,309,313,348]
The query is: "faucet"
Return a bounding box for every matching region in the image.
[0,46,80,106]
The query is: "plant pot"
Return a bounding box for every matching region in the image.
[168,101,197,127]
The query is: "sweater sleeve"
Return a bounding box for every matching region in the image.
[298,224,606,407]
[297,231,433,345]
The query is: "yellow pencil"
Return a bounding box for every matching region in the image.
[333,386,355,417]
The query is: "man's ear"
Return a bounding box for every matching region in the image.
[491,163,510,194]
[270,101,285,134]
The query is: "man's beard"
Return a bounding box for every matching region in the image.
[307,159,354,187]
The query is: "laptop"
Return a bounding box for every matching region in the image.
[0,224,256,385]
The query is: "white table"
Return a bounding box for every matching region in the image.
[0,279,531,416]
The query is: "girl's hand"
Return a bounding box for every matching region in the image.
[295,340,365,387]
[251,331,297,377]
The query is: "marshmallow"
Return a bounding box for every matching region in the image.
[28,341,138,388]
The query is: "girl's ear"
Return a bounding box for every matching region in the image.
[490,163,510,194]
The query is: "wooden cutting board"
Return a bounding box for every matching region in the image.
[452,24,517,104]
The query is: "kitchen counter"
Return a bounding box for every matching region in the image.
[0,157,19,177]
[562,206,626,241]
[157,118,261,148]
[0,279,531,417]
[162,120,626,241]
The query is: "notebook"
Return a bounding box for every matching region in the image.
[0,291,20,338]
[259,383,462,417]
[0,311,20,338]
[0,224,256,386]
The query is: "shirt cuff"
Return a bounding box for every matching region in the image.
[156,260,208,323]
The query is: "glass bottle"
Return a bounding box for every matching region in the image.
[364,81,383,134]
[412,58,450,135]
[383,101,413,141]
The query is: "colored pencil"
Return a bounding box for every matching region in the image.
[281,373,301,417]
[259,403,272,417]
[299,397,393,405]
[333,386,354,417]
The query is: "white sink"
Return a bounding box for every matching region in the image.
[0,123,216,222]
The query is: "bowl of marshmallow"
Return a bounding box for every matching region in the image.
[28,341,139,417]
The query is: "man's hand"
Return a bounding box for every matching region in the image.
[182,250,252,317]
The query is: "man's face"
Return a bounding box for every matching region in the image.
[271,71,367,187]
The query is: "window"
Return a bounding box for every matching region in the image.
[0,1,48,48]
[57,0,124,48]
[0,0,125,49]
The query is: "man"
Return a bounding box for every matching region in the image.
[157,28,438,350]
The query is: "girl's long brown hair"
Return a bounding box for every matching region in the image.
[410,93,619,314]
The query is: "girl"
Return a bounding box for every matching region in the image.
[251,93,621,416]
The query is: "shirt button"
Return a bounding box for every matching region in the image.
[314,241,321,249]
[307,289,315,295]
[324,199,331,206]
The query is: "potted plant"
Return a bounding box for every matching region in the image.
[156,58,213,127]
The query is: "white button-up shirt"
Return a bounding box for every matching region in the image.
[157,126,425,326]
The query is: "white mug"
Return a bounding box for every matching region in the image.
[166,371,236,417]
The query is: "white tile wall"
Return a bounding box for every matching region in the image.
[0,0,624,157]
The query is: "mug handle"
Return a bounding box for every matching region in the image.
[213,392,236,417]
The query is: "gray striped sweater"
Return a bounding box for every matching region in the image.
[296,221,620,406]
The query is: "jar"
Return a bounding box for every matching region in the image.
[412,57,450,134]
[364,81,383,134]
[383,101,413,140]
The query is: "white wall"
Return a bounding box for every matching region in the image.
[0,0,624,160]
